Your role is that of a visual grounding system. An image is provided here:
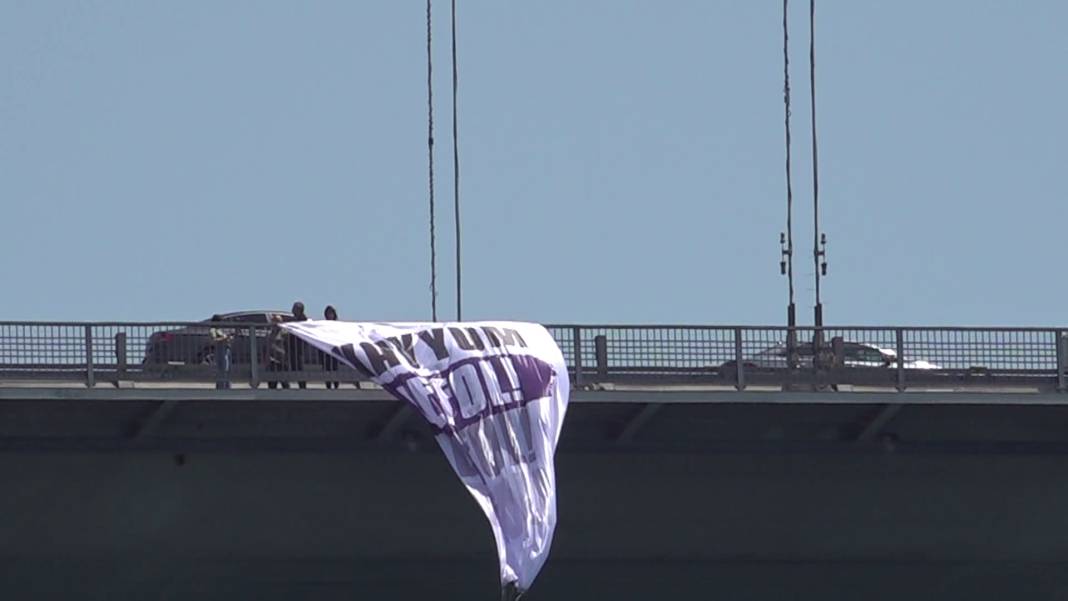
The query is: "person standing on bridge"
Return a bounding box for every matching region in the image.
[322,305,340,389]
[266,313,289,390]
[284,301,309,389]
[208,314,232,390]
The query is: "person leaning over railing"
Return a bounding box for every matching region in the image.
[208,314,232,390]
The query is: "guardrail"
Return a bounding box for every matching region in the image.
[548,325,1068,392]
[0,322,1065,393]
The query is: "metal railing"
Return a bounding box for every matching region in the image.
[0,322,1066,393]
[548,325,1067,392]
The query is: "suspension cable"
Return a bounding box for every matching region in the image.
[451,0,462,321]
[782,0,796,323]
[809,0,824,327]
[427,0,438,322]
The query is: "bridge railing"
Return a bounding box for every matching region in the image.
[549,325,1067,392]
[0,321,369,388]
[0,322,1065,392]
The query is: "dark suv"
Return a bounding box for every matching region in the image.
[143,310,292,369]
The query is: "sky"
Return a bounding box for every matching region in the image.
[1,1,1065,326]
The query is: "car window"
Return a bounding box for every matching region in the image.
[850,347,885,363]
[757,345,814,358]
[227,313,271,324]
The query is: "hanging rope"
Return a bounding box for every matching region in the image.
[451,0,462,321]
[809,0,823,325]
[427,0,438,322]
[782,0,796,318]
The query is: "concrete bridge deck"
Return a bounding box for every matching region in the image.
[2,384,1068,600]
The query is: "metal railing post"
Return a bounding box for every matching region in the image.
[249,325,260,389]
[84,325,95,388]
[734,327,745,391]
[594,335,608,380]
[786,326,798,370]
[572,327,583,386]
[1057,329,1066,393]
[895,328,905,392]
[115,332,127,378]
[831,336,844,368]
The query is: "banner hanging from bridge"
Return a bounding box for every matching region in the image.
[281,320,569,597]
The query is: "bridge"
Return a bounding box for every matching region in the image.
[0,320,1066,453]
[2,321,1066,391]
[3,321,1068,600]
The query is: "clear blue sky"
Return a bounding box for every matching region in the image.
[1,2,1065,325]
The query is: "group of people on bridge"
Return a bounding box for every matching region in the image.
[209,301,349,390]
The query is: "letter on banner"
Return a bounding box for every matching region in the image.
[281,320,569,598]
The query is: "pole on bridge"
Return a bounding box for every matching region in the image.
[249,325,260,389]
[594,335,608,380]
[1057,330,1066,393]
[787,303,797,370]
[84,325,95,389]
[896,328,906,392]
[734,327,746,391]
[572,327,583,387]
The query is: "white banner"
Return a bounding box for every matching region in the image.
[281,320,569,597]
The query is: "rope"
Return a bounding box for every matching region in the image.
[809,0,823,324]
[451,0,462,322]
[427,0,438,322]
[782,0,796,315]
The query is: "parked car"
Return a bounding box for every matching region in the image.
[143,310,293,369]
[719,342,940,376]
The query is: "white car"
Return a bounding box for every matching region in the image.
[722,342,941,372]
